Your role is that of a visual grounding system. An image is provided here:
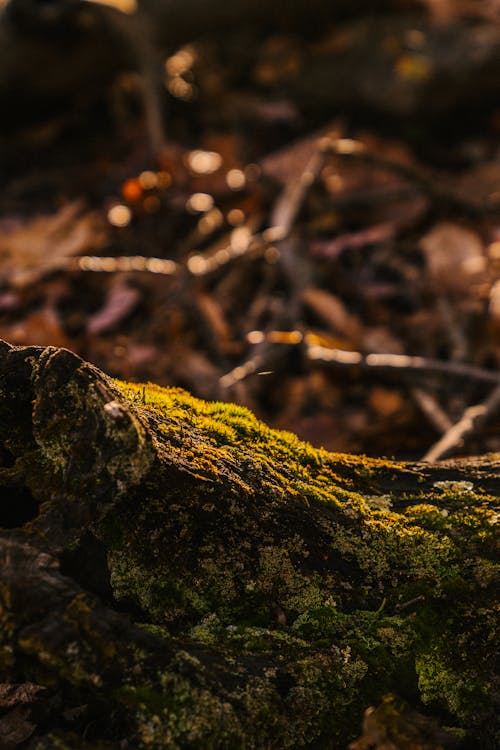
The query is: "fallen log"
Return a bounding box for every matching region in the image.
[0,340,498,749]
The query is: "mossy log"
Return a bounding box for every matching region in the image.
[0,341,498,749]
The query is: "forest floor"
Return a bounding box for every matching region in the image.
[1,1,500,461]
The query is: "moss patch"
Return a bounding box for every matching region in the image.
[0,345,498,749]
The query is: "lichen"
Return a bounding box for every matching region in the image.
[92,380,498,747]
[0,345,498,749]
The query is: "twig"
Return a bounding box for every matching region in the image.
[76,255,178,274]
[219,327,303,389]
[411,388,454,435]
[422,384,500,462]
[70,128,325,284]
[393,594,425,613]
[219,353,266,389]
[307,344,500,385]
[270,149,328,234]
[309,222,397,260]
[320,137,500,217]
[73,222,283,280]
[264,151,327,340]
[223,333,500,390]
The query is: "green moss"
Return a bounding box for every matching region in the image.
[416,644,492,723]
[119,675,243,750]
[90,380,497,745]
[1,346,498,750]
[118,381,389,499]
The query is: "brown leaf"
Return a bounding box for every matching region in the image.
[170,346,220,399]
[196,291,233,345]
[0,202,107,289]
[0,306,72,349]
[451,161,500,207]
[0,706,35,749]
[420,222,486,293]
[361,327,405,355]
[302,287,363,343]
[86,283,141,335]
[260,123,339,185]
[0,684,45,750]
[0,683,45,709]
[309,223,396,260]
[350,695,460,750]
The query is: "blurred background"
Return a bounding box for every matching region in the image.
[1,0,500,459]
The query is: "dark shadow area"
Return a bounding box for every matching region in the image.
[0,484,39,528]
[59,530,115,604]
[60,529,150,619]
[0,443,40,527]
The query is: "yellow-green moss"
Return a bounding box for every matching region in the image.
[118,381,395,501]
[1,345,498,750]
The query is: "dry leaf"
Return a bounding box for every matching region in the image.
[196,291,233,345]
[170,346,220,399]
[0,683,46,750]
[0,202,107,289]
[0,306,71,349]
[361,327,405,355]
[260,123,339,185]
[419,222,486,293]
[302,287,363,342]
[86,283,141,335]
[451,162,500,207]
[309,223,396,260]
[0,707,35,749]
[350,695,459,750]
[0,683,46,709]
[84,0,137,12]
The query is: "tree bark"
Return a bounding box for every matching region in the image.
[0,341,498,749]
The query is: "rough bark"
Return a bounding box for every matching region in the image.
[0,341,498,749]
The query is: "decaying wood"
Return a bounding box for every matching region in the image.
[0,340,498,749]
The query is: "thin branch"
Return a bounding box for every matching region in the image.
[307,343,500,385]
[75,255,178,274]
[221,332,500,391]
[270,149,328,234]
[219,329,302,389]
[422,384,500,462]
[411,388,454,435]
[320,137,500,217]
[72,223,283,280]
